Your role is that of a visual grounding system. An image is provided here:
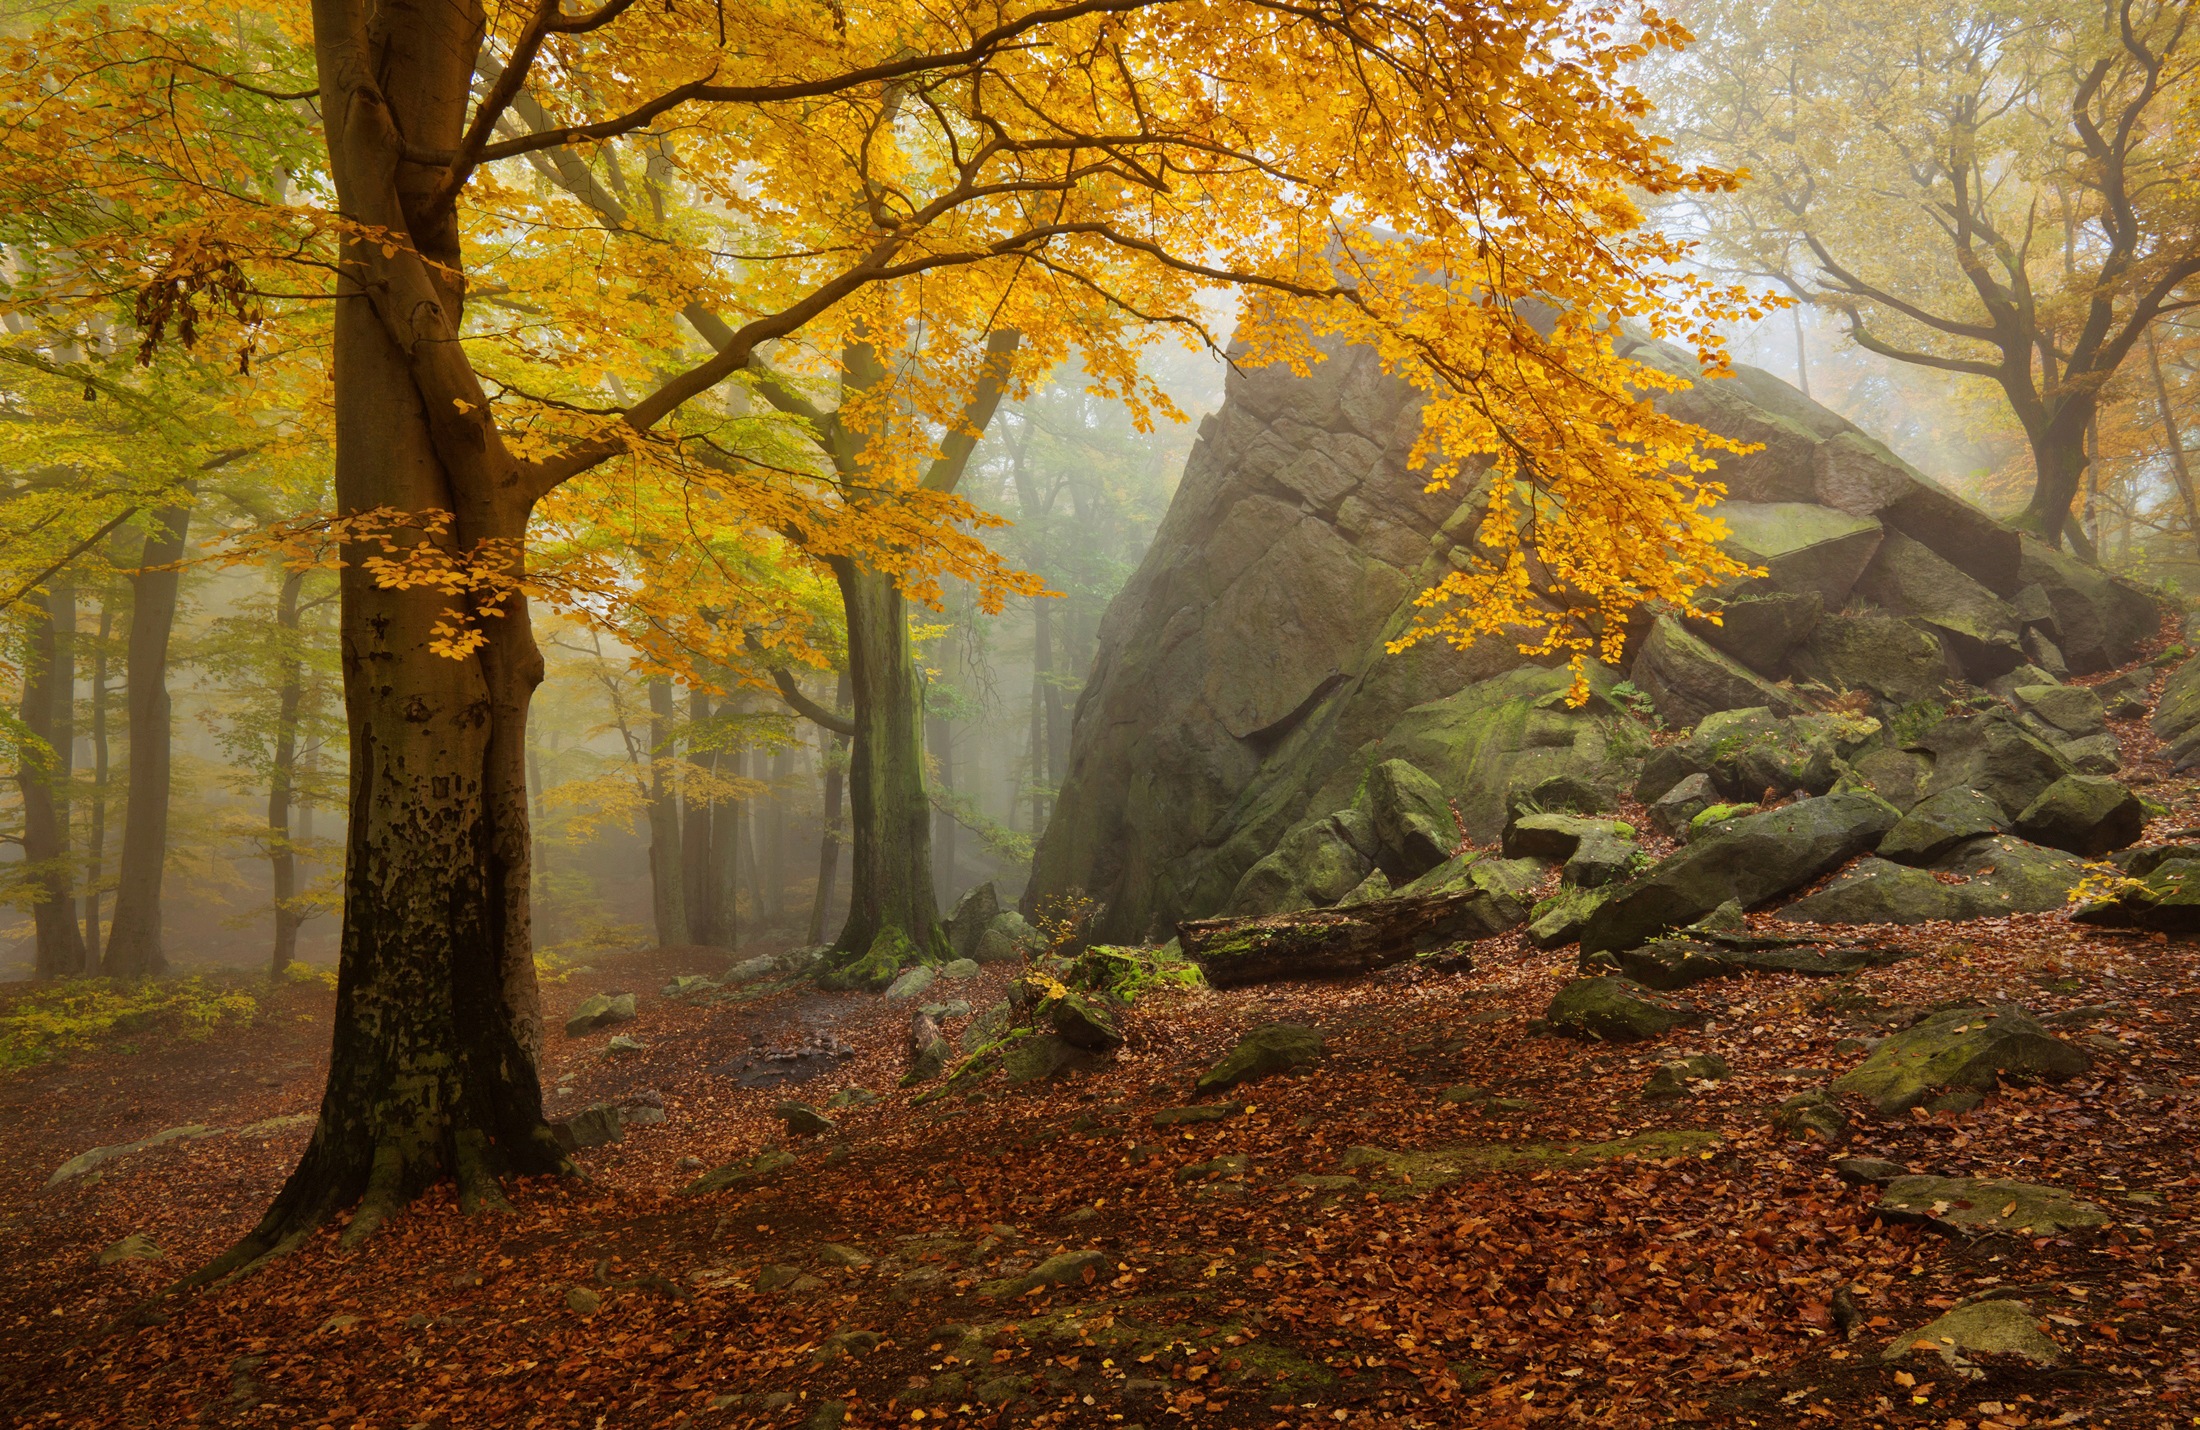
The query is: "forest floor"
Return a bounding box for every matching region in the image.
[2,739,2198,1427]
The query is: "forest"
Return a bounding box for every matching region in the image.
[1,0,2197,1426]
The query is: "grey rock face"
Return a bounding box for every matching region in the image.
[1029,325,2156,943]
[944,883,1001,962]
[1779,835,2086,925]
[564,992,638,1038]
[1647,772,1720,840]
[1910,709,2074,818]
[1830,1005,2090,1115]
[2014,775,2146,856]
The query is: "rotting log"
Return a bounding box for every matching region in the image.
[1178,891,1509,988]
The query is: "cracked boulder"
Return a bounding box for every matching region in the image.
[1876,1175,2109,1238]
[2012,775,2146,857]
[1545,977,1699,1043]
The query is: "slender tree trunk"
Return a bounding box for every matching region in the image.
[268,570,307,977]
[1030,592,1052,833]
[2149,329,2200,560]
[929,708,957,903]
[809,671,849,946]
[1791,304,1811,401]
[82,599,111,965]
[833,560,943,959]
[215,5,569,1267]
[711,742,742,950]
[102,500,191,979]
[17,587,86,978]
[646,679,687,946]
[680,688,718,946]
[766,744,792,922]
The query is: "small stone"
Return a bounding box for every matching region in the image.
[1882,1300,2062,1376]
[1152,1104,1241,1127]
[1832,1157,1907,1186]
[1546,977,1699,1043]
[675,1155,705,1172]
[565,1286,601,1315]
[1195,1024,1324,1093]
[554,1103,626,1150]
[978,1248,1108,1299]
[1771,1090,1849,1144]
[824,1087,879,1111]
[1876,1174,2109,1236]
[938,958,982,980]
[755,1264,804,1291]
[816,1243,873,1269]
[604,1033,647,1055]
[563,991,637,1038]
[773,1101,835,1136]
[883,964,938,1002]
[94,1234,163,1266]
[1642,1053,1730,1100]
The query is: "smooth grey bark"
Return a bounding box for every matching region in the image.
[808,670,850,945]
[646,678,687,947]
[17,585,86,978]
[102,501,192,980]
[266,570,308,976]
[82,598,111,965]
[832,559,943,959]
[680,687,720,946]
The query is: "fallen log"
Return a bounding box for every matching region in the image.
[1178,890,1512,988]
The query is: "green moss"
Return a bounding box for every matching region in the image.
[1890,699,1949,745]
[1688,802,1758,832]
[1337,1130,1720,1196]
[1066,945,1205,1002]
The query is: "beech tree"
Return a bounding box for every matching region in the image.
[1655,0,2200,549]
[3,0,1765,1256]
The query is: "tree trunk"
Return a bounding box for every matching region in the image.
[681,688,718,946]
[711,743,742,950]
[267,570,307,977]
[213,5,569,1267]
[929,708,957,903]
[2148,329,2200,559]
[833,560,943,959]
[766,744,792,923]
[1029,593,1051,833]
[82,598,111,965]
[102,501,191,980]
[17,586,86,978]
[646,678,687,947]
[809,671,850,945]
[2015,407,2095,553]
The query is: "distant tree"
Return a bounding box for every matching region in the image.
[1657,0,2200,550]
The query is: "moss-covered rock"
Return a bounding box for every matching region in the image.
[1525,884,1614,949]
[563,992,637,1037]
[1878,786,2007,865]
[1580,791,1900,953]
[1856,529,2024,678]
[1790,611,1950,706]
[1643,1054,1729,1100]
[681,1147,799,1196]
[1365,758,1457,879]
[817,927,919,992]
[1002,1033,1082,1086]
[1682,706,1840,801]
[1632,616,1802,727]
[1877,1175,2109,1237]
[1771,1090,1848,1144]
[2013,775,2146,857]
[1882,1300,2063,1374]
[1830,1006,2090,1115]
[978,1249,1108,1299]
[2072,856,2200,931]
[1048,991,1124,1052]
[1647,772,1720,840]
[1545,976,1699,1042]
[1910,708,2074,819]
[1196,1023,1325,1093]
[1226,810,1380,915]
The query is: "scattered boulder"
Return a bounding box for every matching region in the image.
[554,1103,633,1150]
[883,964,938,1002]
[1687,590,1822,675]
[1153,1104,1241,1128]
[1830,1006,2091,1115]
[661,973,718,998]
[2072,856,2200,931]
[1847,746,1931,810]
[1911,708,2073,819]
[1683,706,1841,801]
[1882,1300,2062,1376]
[1789,611,1951,707]
[1002,1033,1082,1085]
[1227,810,1379,915]
[1196,1024,1325,1093]
[1779,835,2085,925]
[1771,1090,1848,1144]
[978,1249,1107,1299]
[1502,811,1629,861]
[2054,732,2122,775]
[773,1101,836,1136]
[1878,787,2007,865]
[2010,683,2106,740]
[47,1124,225,1188]
[2094,668,2153,719]
[1614,935,1901,989]
[1048,992,1124,1052]
[723,953,779,986]
[95,1234,164,1266]
[1366,759,1459,879]
[906,1012,951,1084]
[681,1147,799,1196]
[1647,772,1720,840]
[1545,977,1699,1043]
[1580,791,1901,953]
[564,992,638,1038]
[1716,500,1886,608]
[945,883,1002,962]
[938,958,982,981]
[1833,1157,1909,1186]
[1856,530,2023,679]
[1631,617,1801,726]
[2015,537,2160,674]
[975,911,1044,964]
[2012,775,2145,857]
[1877,1175,2109,1237]
[1524,884,1613,949]
[1643,1054,1730,1100]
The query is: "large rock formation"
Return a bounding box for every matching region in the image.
[1027,331,2163,945]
